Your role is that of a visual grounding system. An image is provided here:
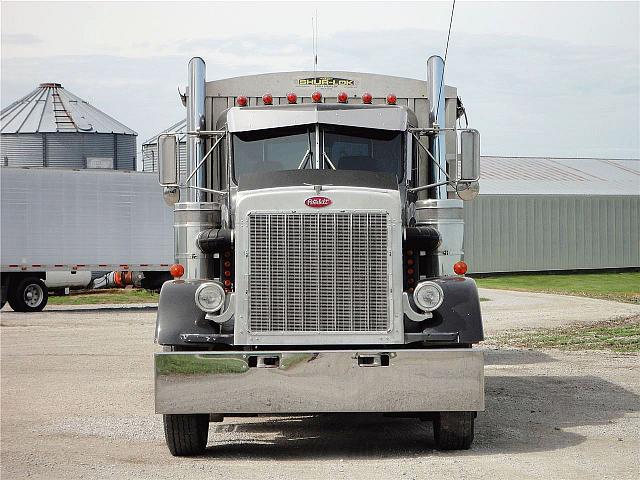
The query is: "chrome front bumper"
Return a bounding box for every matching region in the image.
[155,349,484,414]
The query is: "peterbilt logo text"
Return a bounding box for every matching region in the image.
[297,77,355,88]
[305,196,332,208]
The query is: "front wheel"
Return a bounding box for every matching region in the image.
[163,414,209,456]
[8,277,48,312]
[433,411,475,450]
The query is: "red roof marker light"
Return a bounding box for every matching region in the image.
[386,93,397,105]
[311,91,322,103]
[262,93,273,105]
[236,95,248,107]
[337,92,348,103]
[287,92,298,104]
[362,92,373,104]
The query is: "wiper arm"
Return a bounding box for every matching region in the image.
[323,152,336,170]
[298,128,314,169]
[297,149,311,169]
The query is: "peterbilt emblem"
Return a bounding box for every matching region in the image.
[305,196,332,208]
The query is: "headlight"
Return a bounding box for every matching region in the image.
[413,281,444,312]
[194,282,225,313]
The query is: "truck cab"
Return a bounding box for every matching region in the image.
[154,56,483,456]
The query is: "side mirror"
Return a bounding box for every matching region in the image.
[457,130,480,201]
[158,134,179,186]
[460,130,480,181]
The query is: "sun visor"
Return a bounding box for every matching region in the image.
[227,104,408,132]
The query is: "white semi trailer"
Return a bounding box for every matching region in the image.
[154,56,483,455]
[0,167,174,311]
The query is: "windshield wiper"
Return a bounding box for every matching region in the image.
[323,152,336,170]
[297,129,314,169]
[297,148,311,169]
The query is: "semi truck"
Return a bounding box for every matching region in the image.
[154,55,483,455]
[0,167,174,311]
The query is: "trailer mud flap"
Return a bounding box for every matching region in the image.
[155,349,484,414]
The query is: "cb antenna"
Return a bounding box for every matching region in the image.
[436,0,456,124]
[312,10,318,73]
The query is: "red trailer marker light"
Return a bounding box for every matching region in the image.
[262,93,273,105]
[386,93,397,105]
[287,92,298,104]
[311,91,322,103]
[362,92,373,104]
[337,92,348,103]
[236,95,248,107]
[170,264,185,278]
[453,261,468,275]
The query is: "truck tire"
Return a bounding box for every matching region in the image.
[8,277,48,312]
[163,414,209,456]
[433,411,474,450]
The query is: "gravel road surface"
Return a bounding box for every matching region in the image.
[1,291,638,479]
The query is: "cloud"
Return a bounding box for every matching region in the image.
[1,27,638,159]
[1,33,42,45]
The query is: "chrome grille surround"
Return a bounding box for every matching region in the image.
[248,211,391,333]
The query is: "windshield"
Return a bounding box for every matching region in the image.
[322,125,403,179]
[232,124,404,182]
[233,126,315,180]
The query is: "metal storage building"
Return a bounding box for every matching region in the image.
[141,119,186,174]
[141,121,639,273]
[464,157,640,273]
[1,83,137,170]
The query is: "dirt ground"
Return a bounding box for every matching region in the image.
[1,292,639,479]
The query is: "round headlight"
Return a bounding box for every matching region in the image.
[195,282,225,313]
[413,281,444,312]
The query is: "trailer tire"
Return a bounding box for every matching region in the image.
[433,411,474,450]
[163,414,209,456]
[8,277,48,312]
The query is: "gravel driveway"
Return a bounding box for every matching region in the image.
[1,292,638,479]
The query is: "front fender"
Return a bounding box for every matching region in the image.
[155,280,219,346]
[404,276,484,344]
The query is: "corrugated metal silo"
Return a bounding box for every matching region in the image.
[141,119,186,174]
[0,83,137,169]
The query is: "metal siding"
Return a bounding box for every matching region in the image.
[115,134,136,170]
[45,133,84,168]
[83,133,115,164]
[0,134,44,166]
[464,195,640,273]
[142,144,157,172]
[1,167,173,267]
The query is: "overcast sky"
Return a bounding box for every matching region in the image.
[2,1,639,161]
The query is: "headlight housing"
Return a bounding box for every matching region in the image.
[194,282,225,313]
[413,281,444,312]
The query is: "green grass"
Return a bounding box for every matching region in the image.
[156,355,248,376]
[48,289,158,305]
[475,272,640,304]
[494,317,640,353]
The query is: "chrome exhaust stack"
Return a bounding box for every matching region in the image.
[187,57,207,202]
[427,55,447,200]
[418,56,464,277]
[176,57,219,280]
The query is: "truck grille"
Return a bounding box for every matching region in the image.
[248,212,389,333]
